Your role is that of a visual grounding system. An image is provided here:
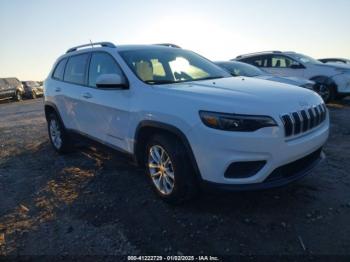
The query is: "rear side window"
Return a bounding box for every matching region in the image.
[4,78,20,86]
[64,54,90,85]
[52,58,67,81]
[242,55,270,68]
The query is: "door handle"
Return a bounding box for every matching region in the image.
[55,87,61,92]
[82,92,92,99]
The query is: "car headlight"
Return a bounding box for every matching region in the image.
[199,111,277,132]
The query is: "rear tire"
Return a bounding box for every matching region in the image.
[47,112,72,154]
[145,134,198,204]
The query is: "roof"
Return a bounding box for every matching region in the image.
[235,51,298,60]
[55,42,180,64]
[66,42,179,54]
[116,45,177,52]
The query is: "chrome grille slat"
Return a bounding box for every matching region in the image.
[314,106,319,126]
[298,111,304,133]
[301,110,309,132]
[281,103,327,137]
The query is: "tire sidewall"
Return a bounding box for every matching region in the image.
[47,113,69,153]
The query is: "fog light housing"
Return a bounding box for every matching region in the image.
[224,161,266,178]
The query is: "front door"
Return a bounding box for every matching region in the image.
[263,55,306,78]
[79,52,131,151]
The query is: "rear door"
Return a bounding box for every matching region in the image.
[4,79,16,97]
[60,53,91,131]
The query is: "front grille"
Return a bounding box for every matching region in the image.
[281,104,327,137]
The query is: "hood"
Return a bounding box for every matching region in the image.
[323,62,350,70]
[157,77,323,116]
[254,75,312,87]
[313,63,350,75]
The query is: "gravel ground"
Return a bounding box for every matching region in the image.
[0,98,350,260]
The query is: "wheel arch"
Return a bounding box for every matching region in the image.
[44,102,66,128]
[310,75,337,89]
[134,120,202,181]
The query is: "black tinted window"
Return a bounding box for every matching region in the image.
[271,55,295,68]
[53,58,67,80]
[242,55,270,68]
[64,54,89,85]
[4,78,20,87]
[88,53,124,87]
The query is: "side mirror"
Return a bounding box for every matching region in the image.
[96,73,128,89]
[290,63,304,69]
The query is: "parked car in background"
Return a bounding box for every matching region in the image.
[215,61,315,90]
[44,42,329,203]
[319,58,350,65]
[0,78,24,101]
[22,81,44,99]
[235,51,350,103]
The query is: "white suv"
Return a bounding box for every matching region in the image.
[235,51,350,103]
[44,42,329,203]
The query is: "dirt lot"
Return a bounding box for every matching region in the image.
[0,98,350,259]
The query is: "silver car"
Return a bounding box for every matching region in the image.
[216,61,315,89]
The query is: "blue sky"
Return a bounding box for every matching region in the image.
[0,0,349,80]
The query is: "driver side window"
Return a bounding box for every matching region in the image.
[88,52,124,87]
[271,55,297,68]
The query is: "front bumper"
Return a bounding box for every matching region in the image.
[188,115,329,186]
[200,148,324,191]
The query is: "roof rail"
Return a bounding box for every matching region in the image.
[235,50,282,59]
[66,42,116,53]
[154,43,181,48]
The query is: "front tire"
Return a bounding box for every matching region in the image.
[311,77,336,103]
[47,113,71,154]
[14,91,22,101]
[145,134,198,204]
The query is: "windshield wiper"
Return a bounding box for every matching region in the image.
[144,80,177,85]
[191,76,225,82]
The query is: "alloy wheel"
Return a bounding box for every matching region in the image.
[49,119,62,149]
[316,83,330,102]
[148,145,175,195]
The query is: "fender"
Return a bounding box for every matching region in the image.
[310,75,336,87]
[134,120,202,180]
[44,101,66,128]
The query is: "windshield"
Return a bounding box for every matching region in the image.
[26,81,40,87]
[291,53,323,65]
[217,62,265,77]
[119,48,231,85]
